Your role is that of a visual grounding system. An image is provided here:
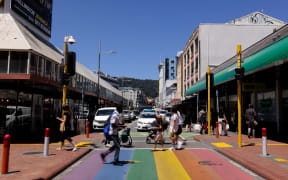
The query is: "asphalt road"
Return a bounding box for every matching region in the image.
[53,120,264,180]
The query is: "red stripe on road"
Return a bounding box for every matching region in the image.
[174,149,222,180]
[191,149,255,180]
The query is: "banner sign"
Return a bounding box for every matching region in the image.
[11,0,53,37]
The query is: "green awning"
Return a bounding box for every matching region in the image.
[185,36,288,96]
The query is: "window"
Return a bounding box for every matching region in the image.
[38,57,43,76]
[10,52,28,73]
[0,51,8,73]
[45,59,52,79]
[30,54,37,74]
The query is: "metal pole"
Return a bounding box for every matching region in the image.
[97,40,101,109]
[237,45,242,147]
[207,67,211,136]
[63,42,68,105]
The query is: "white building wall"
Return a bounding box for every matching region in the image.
[198,24,281,78]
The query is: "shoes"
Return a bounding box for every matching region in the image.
[56,147,62,151]
[113,161,123,166]
[100,153,106,163]
[105,143,112,147]
[169,147,175,150]
[72,147,77,152]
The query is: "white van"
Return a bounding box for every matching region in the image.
[93,107,116,130]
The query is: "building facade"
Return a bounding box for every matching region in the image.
[0,0,127,141]
[183,13,288,141]
[120,87,144,109]
[182,12,285,98]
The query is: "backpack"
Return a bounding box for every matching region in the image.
[103,111,116,141]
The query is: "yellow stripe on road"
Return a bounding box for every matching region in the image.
[154,150,191,180]
[211,142,233,148]
[274,158,288,162]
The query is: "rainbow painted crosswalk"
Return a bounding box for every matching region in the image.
[63,149,256,180]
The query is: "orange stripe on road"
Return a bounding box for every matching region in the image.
[174,149,222,180]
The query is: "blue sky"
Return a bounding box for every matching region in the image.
[50,0,288,80]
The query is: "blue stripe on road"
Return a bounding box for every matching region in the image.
[94,149,134,180]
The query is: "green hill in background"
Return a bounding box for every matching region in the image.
[119,77,159,98]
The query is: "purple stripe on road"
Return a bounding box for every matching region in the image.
[63,150,111,180]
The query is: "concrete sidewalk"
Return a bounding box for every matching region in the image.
[0,134,104,180]
[194,134,288,180]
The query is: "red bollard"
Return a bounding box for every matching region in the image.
[43,128,50,156]
[86,121,90,138]
[262,128,267,156]
[216,122,219,138]
[1,134,11,175]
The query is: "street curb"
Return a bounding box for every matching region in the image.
[217,149,284,180]
[45,149,92,180]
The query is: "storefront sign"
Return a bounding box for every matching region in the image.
[11,0,53,37]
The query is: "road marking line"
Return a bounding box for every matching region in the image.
[211,142,233,148]
[154,150,191,180]
[274,158,288,162]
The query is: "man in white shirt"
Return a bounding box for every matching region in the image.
[101,106,124,166]
[169,107,179,149]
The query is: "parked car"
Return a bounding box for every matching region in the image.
[165,112,172,123]
[93,107,116,130]
[130,111,136,120]
[122,110,132,123]
[137,112,156,131]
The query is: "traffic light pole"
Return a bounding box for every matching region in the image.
[207,67,211,136]
[63,42,68,106]
[237,45,242,147]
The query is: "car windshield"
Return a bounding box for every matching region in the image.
[123,110,130,114]
[96,109,114,116]
[140,113,156,118]
[166,112,172,117]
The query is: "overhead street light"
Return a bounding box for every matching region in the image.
[63,35,76,105]
[96,40,116,109]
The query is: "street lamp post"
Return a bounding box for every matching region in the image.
[96,40,116,109]
[63,36,76,105]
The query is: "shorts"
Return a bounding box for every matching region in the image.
[60,130,73,143]
[175,125,182,135]
[154,131,163,141]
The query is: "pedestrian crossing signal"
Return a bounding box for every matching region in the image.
[235,67,245,80]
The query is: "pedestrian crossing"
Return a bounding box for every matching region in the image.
[63,149,256,180]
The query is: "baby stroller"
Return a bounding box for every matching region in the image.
[120,127,132,146]
[146,120,168,144]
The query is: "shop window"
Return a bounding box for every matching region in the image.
[0,51,8,73]
[9,52,28,74]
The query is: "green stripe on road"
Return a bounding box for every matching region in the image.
[130,132,197,137]
[126,149,158,180]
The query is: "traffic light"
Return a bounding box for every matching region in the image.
[67,52,76,76]
[206,73,214,89]
[60,65,70,85]
[234,67,245,80]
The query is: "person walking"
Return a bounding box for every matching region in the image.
[245,104,257,138]
[56,104,77,151]
[101,106,124,166]
[177,109,186,146]
[152,114,165,151]
[199,109,206,134]
[169,107,179,150]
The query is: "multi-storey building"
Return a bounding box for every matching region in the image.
[182,12,285,98]
[120,87,144,108]
[0,0,127,141]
